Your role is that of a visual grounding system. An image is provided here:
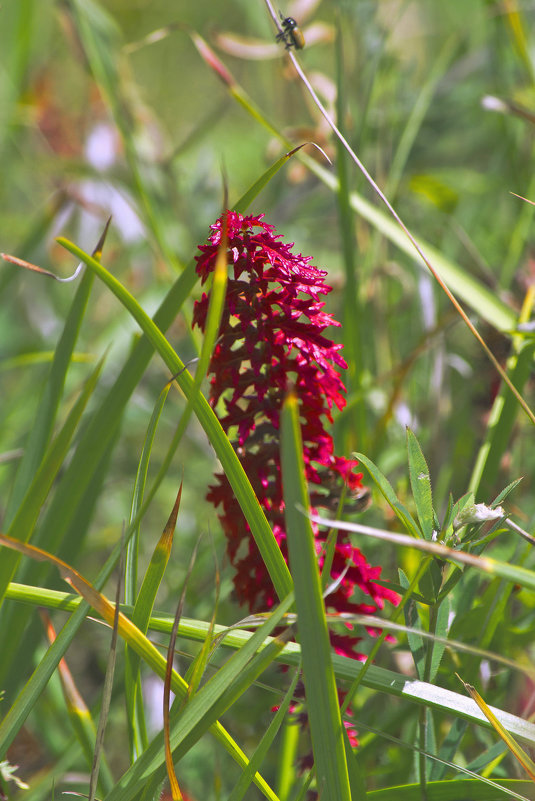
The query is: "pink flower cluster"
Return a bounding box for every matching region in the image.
[193,211,398,659]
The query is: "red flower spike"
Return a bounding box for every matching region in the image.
[193,211,399,659]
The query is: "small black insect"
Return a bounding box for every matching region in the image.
[276,15,305,50]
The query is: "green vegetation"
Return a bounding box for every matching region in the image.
[2,1,535,799]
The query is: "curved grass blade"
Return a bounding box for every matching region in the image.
[3,217,108,523]
[367,780,532,800]
[0,534,282,801]
[7,579,535,748]
[56,237,292,604]
[14,582,535,681]
[280,391,351,801]
[163,209,228,461]
[0,263,200,691]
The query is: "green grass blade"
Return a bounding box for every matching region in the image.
[56,237,292,603]
[124,386,170,760]
[280,391,352,801]
[310,513,535,597]
[469,340,535,499]
[0,536,286,801]
[102,594,293,801]
[301,160,516,332]
[40,609,114,794]
[366,779,532,800]
[234,146,310,214]
[399,569,426,680]
[0,262,197,691]
[7,581,535,747]
[89,550,124,801]
[4,267,94,525]
[227,666,301,801]
[0,355,105,607]
[429,597,450,683]
[125,386,171,607]
[385,36,458,199]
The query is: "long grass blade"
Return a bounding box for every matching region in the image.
[280,391,351,801]
[124,389,173,761]
[0,534,282,800]
[6,579,535,747]
[89,539,124,801]
[227,666,301,801]
[458,675,535,782]
[56,237,292,604]
[39,610,114,794]
[163,537,198,801]
[0,355,105,608]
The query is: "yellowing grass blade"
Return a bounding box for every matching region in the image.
[0,533,279,801]
[163,537,199,801]
[458,674,535,782]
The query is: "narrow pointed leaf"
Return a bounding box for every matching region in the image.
[355,452,421,538]
[406,428,434,540]
[228,666,301,801]
[281,391,352,801]
[459,676,535,781]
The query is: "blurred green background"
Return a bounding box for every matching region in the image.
[2,0,535,794]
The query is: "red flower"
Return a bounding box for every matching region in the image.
[193,211,398,659]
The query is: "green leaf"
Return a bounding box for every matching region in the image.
[406,428,434,540]
[355,452,421,538]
